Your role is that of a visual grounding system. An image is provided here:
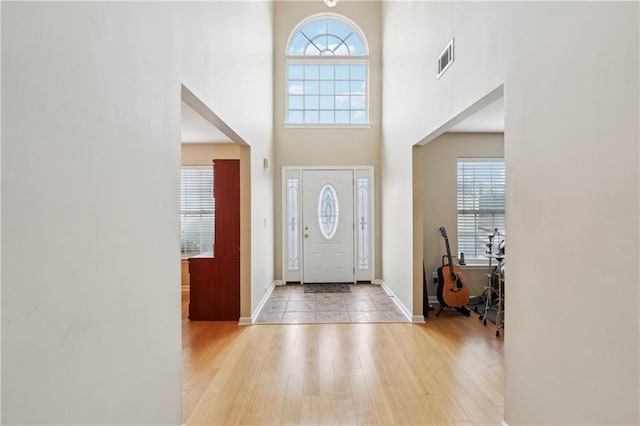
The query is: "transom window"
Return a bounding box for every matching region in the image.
[286,15,369,125]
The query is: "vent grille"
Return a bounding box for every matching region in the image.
[437,38,454,79]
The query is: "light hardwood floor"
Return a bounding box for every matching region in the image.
[182,290,504,425]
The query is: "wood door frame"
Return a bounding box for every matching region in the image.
[281,166,375,284]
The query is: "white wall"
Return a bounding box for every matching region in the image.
[1,2,273,424]
[383,2,638,424]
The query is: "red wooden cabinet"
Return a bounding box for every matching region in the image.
[188,159,240,321]
[212,159,240,258]
[188,256,240,321]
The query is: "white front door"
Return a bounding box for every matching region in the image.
[302,170,354,283]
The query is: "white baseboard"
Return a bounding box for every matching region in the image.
[246,280,277,324]
[238,317,252,325]
[377,280,417,323]
[501,421,509,426]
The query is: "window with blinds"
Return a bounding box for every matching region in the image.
[180,166,214,257]
[457,159,505,259]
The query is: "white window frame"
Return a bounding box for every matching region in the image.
[285,13,370,128]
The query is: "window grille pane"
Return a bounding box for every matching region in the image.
[335,111,349,123]
[320,95,334,110]
[333,43,350,56]
[347,37,366,55]
[289,110,303,124]
[335,81,350,95]
[457,160,505,259]
[335,65,349,79]
[320,111,334,123]
[351,111,366,124]
[289,96,303,110]
[305,81,319,95]
[289,65,304,79]
[304,110,319,123]
[350,65,366,79]
[335,96,349,110]
[180,167,214,257]
[327,20,352,41]
[304,96,319,109]
[288,34,308,56]
[350,80,366,94]
[304,65,319,79]
[350,95,366,110]
[319,65,334,80]
[288,81,303,95]
[320,81,334,95]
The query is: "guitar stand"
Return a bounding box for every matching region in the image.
[436,304,471,317]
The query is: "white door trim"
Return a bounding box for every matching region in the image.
[281,166,375,284]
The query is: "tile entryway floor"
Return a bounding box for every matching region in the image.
[254,283,410,324]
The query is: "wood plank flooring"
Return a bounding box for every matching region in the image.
[182,290,504,425]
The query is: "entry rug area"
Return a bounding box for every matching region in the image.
[303,283,351,293]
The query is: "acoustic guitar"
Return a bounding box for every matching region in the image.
[437,227,470,309]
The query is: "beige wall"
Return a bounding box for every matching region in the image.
[421,133,504,297]
[181,142,241,165]
[273,1,382,280]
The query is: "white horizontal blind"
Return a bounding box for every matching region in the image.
[457,159,505,259]
[180,166,214,257]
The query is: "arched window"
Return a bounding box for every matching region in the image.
[286,14,369,125]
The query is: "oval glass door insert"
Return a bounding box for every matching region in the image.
[318,184,339,239]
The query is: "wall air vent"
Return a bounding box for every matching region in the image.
[437,38,454,79]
